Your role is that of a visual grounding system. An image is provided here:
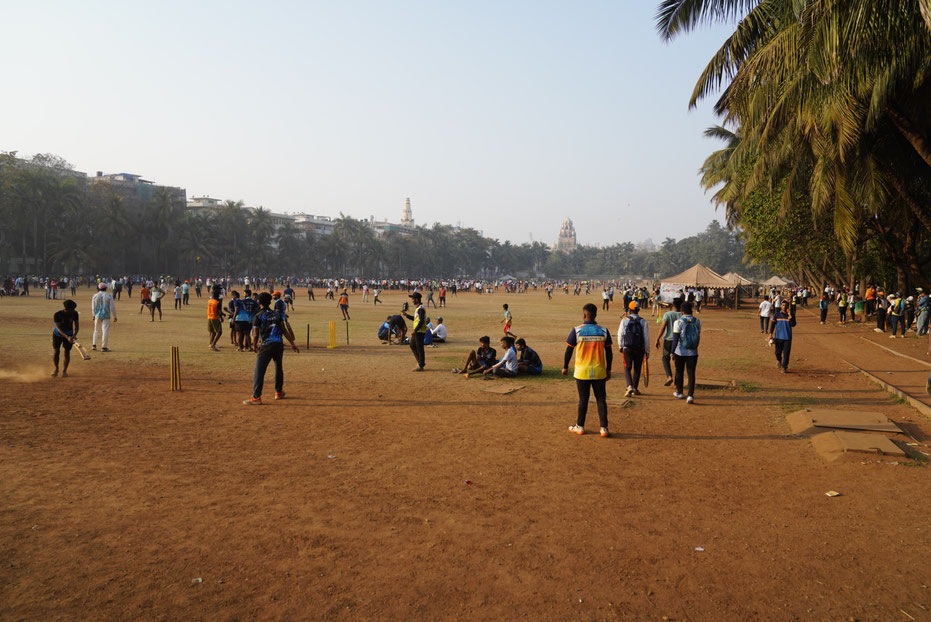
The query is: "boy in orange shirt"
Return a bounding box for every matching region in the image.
[207,287,225,351]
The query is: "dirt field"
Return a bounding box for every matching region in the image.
[1,288,929,621]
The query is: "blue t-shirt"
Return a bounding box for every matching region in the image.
[773,310,794,340]
[253,309,284,345]
[236,298,260,322]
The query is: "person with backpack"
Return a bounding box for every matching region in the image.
[618,301,649,397]
[655,297,683,387]
[818,294,829,324]
[671,301,701,403]
[768,299,796,373]
[837,289,848,324]
[888,292,906,338]
[875,291,889,332]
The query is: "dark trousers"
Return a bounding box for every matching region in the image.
[877,308,886,331]
[622,348,644,389]
[576,378,607,428]
[820,308,828,322]
[410,331,426,367]
[889,314,904,336]
[839,306,847,321]
[253,342,284,398]
[662,340,673,378]
[760,316,770,332]
[674,354,698,397]
[774,338,791,370]
[602,299,609,310]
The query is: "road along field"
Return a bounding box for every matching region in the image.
[1,289,929,620]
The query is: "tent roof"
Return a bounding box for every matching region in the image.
[762,275,790,286]
[723,271,757,285]
[661,264,734,288]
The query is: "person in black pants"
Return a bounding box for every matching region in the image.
[402,292,427,371]
[563,303,614,437]
[670,301,701,404]
[243,292,300,405]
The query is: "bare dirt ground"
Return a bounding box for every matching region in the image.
[1,288,929,621]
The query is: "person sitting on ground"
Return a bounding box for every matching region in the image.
[482,336,519,378]
[515,337,543,375]
[431,317,447,343]
[455,336,497,376]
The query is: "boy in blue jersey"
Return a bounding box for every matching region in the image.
[244,292,300,405]
[515,338,543,375]
[236,291,260,351]
[228,291,241,346]
[769,299,796,373]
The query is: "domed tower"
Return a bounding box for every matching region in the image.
[401,198,414,227]
[554,217,577,252]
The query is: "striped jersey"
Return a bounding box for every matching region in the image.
[566,321,612,380]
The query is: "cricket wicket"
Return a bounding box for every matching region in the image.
[170,346,182,391]
[327,321,337,349]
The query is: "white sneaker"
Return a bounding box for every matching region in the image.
[686,396,694,404]
[624,386,633,397]
[599,427,610,438]
[568,425,584,435]
[673,392,684,399]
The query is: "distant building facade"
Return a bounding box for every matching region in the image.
[90,172,186,212]
[553,217,577,253]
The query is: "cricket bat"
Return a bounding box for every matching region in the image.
[644,357,650,387]
[283,320,296,343]
[73,341,91,360]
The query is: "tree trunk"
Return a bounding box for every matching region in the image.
[886,165,931,233]
[888,106,931,170]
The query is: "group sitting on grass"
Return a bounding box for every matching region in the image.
[453,336,543,378]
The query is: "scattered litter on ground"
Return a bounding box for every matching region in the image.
[825,491,842,497]
[327,455,336,459]
[191,577,203,585]
[694,546,705,552]
[463,480,472,485]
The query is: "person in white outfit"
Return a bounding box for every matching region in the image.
[91,282,117,352]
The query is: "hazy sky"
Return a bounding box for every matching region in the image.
[4,1,733,246]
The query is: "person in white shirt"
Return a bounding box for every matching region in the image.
[618,301,650,397]
[601,289,610,311]
[91,282,117,352]
[431,317,447,343]
[483,336,518,378]
[758,296,773,333]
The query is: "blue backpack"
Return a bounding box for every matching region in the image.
[681,317,700,350]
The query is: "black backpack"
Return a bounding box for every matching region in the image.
[623,317,645,352]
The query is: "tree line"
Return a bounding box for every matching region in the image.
[658,0,931,290]
[1,151,757,280]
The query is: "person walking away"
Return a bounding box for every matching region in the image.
[875,292,888,332]
[91,282,117,352]
[769,299,796,373]
[819,294,829,324]
[52,300,80,378]
[619,301,649,397]
[207,287,225,351]
[654,297,683,387]
[759,296,773,332]
[837,290,848,324]
[426,289,437,308]
[563,303,613,437]
[671,301,701,403]
[243,292,300,405]
[695,288,703,313]
[602,288,610,311]
[402,292,428,371]
[173,281,183,310]
[283,285,295,311]
[182,280,190,305]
